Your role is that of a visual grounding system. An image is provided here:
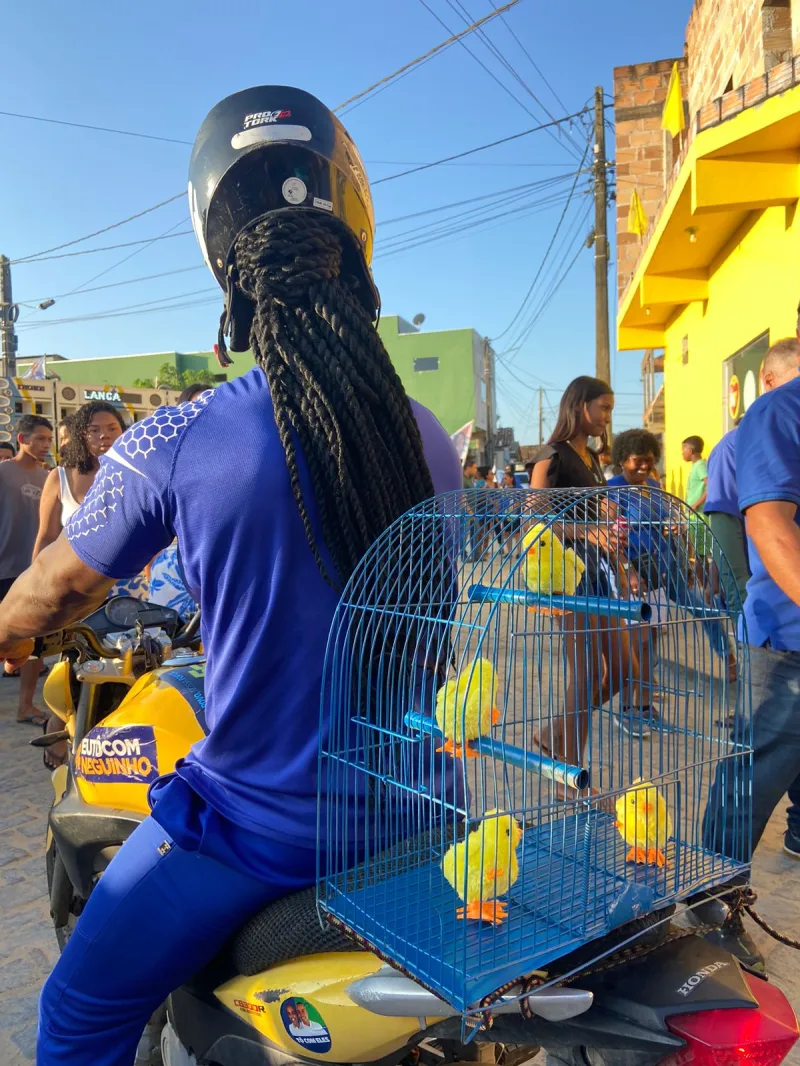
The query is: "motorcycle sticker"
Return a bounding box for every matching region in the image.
[280,996,332,1054]
[161,664,208,734]
[74,725,159,784]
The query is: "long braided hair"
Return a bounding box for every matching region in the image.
[231,210,435,588]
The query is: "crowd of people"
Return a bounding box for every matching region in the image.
[0,82,796,1061]
[458,335,800,972]
[0,387,204,741]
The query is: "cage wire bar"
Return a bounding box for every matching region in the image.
[318,487,752,1015]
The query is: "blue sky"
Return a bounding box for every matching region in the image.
[2,0,691,441]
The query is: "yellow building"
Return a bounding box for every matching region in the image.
[615,3,800,496]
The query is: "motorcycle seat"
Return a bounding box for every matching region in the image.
[230,885,363,976]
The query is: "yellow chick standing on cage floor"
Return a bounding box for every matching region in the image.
[615,779,673,868]
[522,523,585,614]
[442,809,523,925]
[435,656,500,759]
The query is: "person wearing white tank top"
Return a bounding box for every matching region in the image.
[33,402,148,601]
[56,466,80,525]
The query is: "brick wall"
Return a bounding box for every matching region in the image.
[613,58,688,300]
[684,0,793,116]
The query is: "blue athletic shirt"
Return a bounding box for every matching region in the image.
[65,365,462,875]
[736,376,800,650]
[605,475,666,558]
[705,429,739,517]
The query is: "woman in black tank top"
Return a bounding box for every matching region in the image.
[527,377,638,789]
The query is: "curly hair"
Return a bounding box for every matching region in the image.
[611,428,662,469]
[230,210,435,588]
[62,401,126,474]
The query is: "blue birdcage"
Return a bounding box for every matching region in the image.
[318,486,751,1018]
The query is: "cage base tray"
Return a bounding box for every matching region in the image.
[322,809,744,1011]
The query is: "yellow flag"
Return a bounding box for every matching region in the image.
[627,189,648,237]
[661,61,685,138]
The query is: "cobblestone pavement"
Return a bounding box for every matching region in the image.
[0,675,798,1064]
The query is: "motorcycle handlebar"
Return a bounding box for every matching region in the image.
[172,610,201,649]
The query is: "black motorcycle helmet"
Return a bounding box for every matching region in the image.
[188,86,379,360]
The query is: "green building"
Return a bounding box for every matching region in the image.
[16,315,494,453]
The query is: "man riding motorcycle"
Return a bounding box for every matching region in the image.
[0,86,462,1066]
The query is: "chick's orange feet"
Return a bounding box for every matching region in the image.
[436,740,480,758]
[625,845,668,868]
[457,900,508,925]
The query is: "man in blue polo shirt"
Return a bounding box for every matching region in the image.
[705,337,800,615]
[701,363,800,971]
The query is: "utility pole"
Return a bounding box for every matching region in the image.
[593,87,611,407]
[0,256,18,380]
[483,335,495,463]
[537,386,543,446]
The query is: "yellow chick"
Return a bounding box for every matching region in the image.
[435,657,499,759]
[615,778,673,868]
[522,523,585,597]
[442,809,523,925]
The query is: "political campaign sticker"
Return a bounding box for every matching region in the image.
[74,725,159,784]
[280,996,332,1054]
[160,663,208,734]
[728,374,740,420]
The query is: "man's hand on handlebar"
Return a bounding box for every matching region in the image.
[1,639,36,672]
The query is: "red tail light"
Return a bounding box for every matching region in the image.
[660,974,798,1066]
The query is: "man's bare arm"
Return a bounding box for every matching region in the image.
[0,533,116,649]
[745,500,800,607]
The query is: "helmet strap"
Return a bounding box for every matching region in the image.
[215,265,238,368]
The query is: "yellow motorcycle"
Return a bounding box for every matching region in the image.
[38,596,798,1066]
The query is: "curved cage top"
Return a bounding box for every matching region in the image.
[318,487,751,1013]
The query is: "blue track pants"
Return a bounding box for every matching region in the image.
[38,815,309,1066]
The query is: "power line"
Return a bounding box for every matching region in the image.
[492,133,592,342]
[488,0,570,115]
[12,229,193,265]
[0,108,192,145]
[372,107,590,185]
[417,0,580,162]
[18,286,216,328]
[379,171,581,226]
[366,159,571,167]
[333,0,521,112]
[16,264,206,304]
[374,185,586,260]
[13,193,185,263]
[19,293,219,331]
[501,204,592,356]
[444,0,584,160]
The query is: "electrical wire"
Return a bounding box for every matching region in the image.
[501,202,592,357]
[379,171,582,229]
[18,293,219,331]
[17,286,216,326]
[12,229,193,265]
[367,159,571,167]
[492,132,592,342]
[488,0,570,115]
[333,0,521,112]
[12,193,185,263]
[417,0,582,163]
[0,108,192,145]
[372,107,590,185]
[374,185,588,260]
[16,264,206,304]
[445,0,585,160]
